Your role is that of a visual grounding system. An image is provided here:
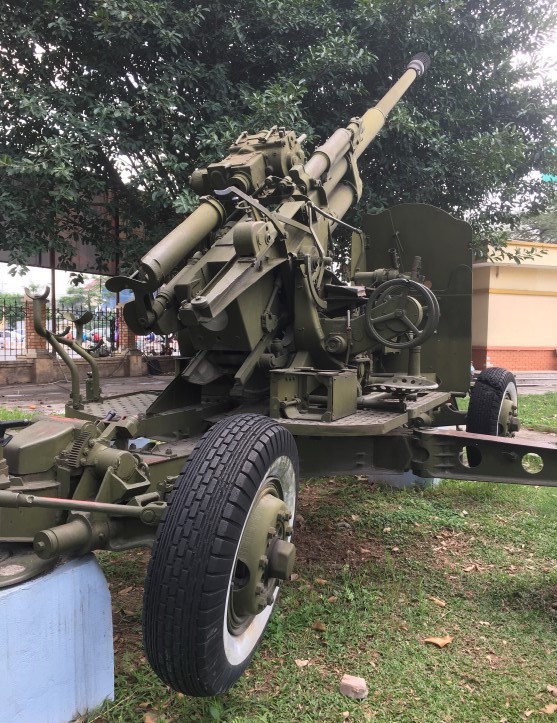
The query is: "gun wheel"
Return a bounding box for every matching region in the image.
[467,367,518,437]
[466,367,518,466]
[143,413,298,697]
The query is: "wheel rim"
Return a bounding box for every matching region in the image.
[223,454,297,665]
[497,381,518,436]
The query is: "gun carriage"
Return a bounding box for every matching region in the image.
[1,54,556,697]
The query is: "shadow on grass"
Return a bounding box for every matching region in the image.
[483,574,557,621]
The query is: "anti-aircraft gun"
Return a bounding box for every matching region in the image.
[1,54,556,697]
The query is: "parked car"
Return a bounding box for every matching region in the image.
[0,330,24,349]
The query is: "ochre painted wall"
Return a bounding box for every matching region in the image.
[472,242,557,371]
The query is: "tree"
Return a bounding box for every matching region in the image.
[57,275,114,308]
[0,291,24,305]
[513,205,557,243]
[0,291,25,329]
[1,0,556,271]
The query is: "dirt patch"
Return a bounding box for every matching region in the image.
[293,522,385,571]
[294,480,387,572]
[106,481,388,652]
[102,549,150,659]
[427,528,473,570]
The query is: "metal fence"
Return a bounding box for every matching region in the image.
[136,333,179,357]
[0,300,25,359]
[46,305,118,355]
[0,299,179,360]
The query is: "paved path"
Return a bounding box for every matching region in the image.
[512,372,557,395]
[0,375,170,414]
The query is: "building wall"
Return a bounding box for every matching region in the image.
[472,241,557,371]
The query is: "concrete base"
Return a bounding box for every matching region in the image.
[128,348,145,376]
[1,354,149,385]
[0,554,114,723]
[369,470,440,490]
[35,354,57,383]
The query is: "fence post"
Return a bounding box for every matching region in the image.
[116,304,144,376]
[21,297,55,383]
[23,297,49,357]
[116,304,136,352]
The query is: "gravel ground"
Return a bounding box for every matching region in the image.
[0,375,170,414]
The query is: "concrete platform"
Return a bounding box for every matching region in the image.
[0,555,114,723]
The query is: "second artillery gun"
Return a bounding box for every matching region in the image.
[1,53,556,697]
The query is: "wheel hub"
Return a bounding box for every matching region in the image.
[230,482,295,625]
[500,397,520,435]
[267,537,296,580]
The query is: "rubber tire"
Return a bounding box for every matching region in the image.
[142,413,299,697]
[466,367,518,436]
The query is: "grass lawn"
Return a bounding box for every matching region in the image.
[83,392,557,723]
[519,393,557,432]
[0,407,36,421]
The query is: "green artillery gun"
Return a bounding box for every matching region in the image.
[1,54,556,696]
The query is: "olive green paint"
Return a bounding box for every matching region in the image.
[1,53,556,602]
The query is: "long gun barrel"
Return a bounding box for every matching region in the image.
[297,52,430,225]
[107,53,430,329]
[304,53,430,181]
